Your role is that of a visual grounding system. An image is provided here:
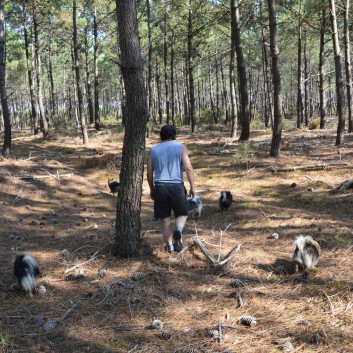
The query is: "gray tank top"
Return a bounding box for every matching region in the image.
[151,141,183,183]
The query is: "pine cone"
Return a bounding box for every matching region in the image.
[239,315,257,327]
[43,320,57,332]
[283,341,294,352]
[33,315,44,325]
[132,272,145,281]
[229,279,246,288]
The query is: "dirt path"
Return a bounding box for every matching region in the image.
[1,125,352,353]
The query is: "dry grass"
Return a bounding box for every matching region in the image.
[1,123,353,353]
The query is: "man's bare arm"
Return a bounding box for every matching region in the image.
[181,144,196,197]
[147,153,155,199]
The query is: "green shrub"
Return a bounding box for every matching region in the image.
[309,117,321,130]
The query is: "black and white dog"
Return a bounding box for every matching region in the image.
[293,235,320,272]
[13,254,41,297]
[186,195,203,218]
[219,191,233,213]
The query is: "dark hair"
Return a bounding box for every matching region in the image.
[160,125,176,141]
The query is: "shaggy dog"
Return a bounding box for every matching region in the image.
[293,235,320,272]
[13,254,41,297]
[186,195,203,218]
[219,191,233,213]
[108,179,120,195]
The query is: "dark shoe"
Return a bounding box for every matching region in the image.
[173,230,183,252]
[164,244,174,253]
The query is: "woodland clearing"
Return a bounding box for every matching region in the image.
[1,121,353,353]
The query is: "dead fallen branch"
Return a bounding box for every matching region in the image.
[194,238,241,267]
[15,172,74,180]
[64,250,99,274]
[270,162,349,173]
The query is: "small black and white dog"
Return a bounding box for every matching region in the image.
[13,254,41,297]
[293,235,320,272]
[219,191,233,213]
[186,195,203,218]
[108,178,120,195]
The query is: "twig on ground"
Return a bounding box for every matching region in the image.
[270,162,349,173]
[64,249,100,274]
[259,208,270,220]
[218,224,231,262]
[321,290,335,315]
[194,238,241,267]
[15,172,74,180]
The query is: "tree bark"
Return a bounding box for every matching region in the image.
[229,0,238,138]
[73,0,89,145]
[187,6,197,132]
[22,4,37,134]
[329,0,345,145]
[344,0,353,132]
[33,9,49,138]
[155,59,163,124]
[114,0,147,258]
[146,0,154,131]
[231,0,250,140]
[296,1,304,128]
[170,29,175,126]
[48,15,56,119]
[163,13,170,125]
[319,6,326,129]
[84,26,94,125]
[0,0,10,157]
[303,29,309,126]
[93,8,100,130]
[260,6,273,128]
[267,0,283,157]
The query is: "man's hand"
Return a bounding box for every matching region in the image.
[150,189,154,200]
[189,188,196,198]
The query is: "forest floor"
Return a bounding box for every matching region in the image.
[1,120,353,353]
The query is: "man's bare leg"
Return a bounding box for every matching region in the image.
[161,217,174,251]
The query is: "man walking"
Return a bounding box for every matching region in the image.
[147,125,196,253]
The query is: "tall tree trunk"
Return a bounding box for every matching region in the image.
[344,0,353,132]
[33,9,49,138]
[73,0,89,145]
[84,26,94,125]
[229,0,238,138]
[0,0,10,157]
[155,60,163,124]
[170,30,175,126]
[93,8,100,130]
[329,0,345,145]
[48,15,56,119]
[296,1,304,129]
[163,13,170,125]
[22,4,37,134]
[114,0,147,258]
[319,7,326,129]
[220,58,229,124]
[268,0,283,157]
[215,55,220,123]
[260,9,273,128]
[303,28,309,126]
[231,0,250,140]
[187,6,196,132]
[146,0,153,133]
[209,65,217,124]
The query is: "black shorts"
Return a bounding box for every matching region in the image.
[154,183,188,219]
